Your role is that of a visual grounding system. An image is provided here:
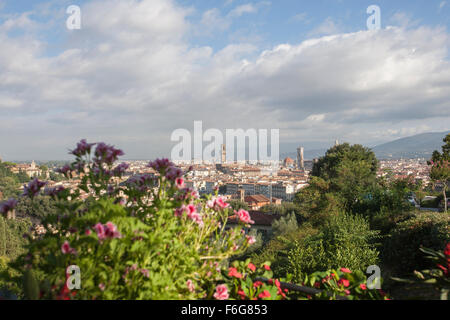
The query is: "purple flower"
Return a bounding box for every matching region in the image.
[22,178,47,198]
[70,139,96,157]
[148,158,174,173]
[165,167,183,181]
[113,162,130,176]
[44,186,65,197]
[94,143,124,165]
[0,198,18,215]
[56,165,71,176]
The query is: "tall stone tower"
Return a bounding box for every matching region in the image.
[221,144,226,164]
[297,147,304,170]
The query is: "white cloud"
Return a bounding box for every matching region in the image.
[308,17,341,36]
[228,4,257,18]
[0,0,449,160]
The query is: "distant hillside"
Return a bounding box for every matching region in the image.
[372,131,450,159]
[280,131,450,161]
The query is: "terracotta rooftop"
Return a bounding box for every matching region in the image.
[245,194,270,203]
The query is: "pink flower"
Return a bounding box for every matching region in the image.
[344,289,351,295]
[94,223,106,240]
[175,204,203,227]
[213,284,229,300]
[187,280,195,292]
[95,222,121,241]
[360,283,367,290]
[248,263,256,272]
[215,197,229,208]
[140,269,150,278]
[61,241,76,255]
[246,235,256,245]
[175,177,185,189]
[340,267,352,273]
[98,283,105,291]
[105,221,121,238]
[236,209,254,224]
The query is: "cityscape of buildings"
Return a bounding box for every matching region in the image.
[0,144,434,209]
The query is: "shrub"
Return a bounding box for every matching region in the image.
[287,212,379,281]
[2,140,258,300]
[383,212,450,275]
[250,224,318,278]
[0,216,31,260]
[271,212,298,237]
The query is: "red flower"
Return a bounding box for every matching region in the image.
[258,290,271,299]
[237,289,246,299]
[444,243,450,257]
[274,279,281,288]
[253,281,263,288]
[359,283,367,290]
[263,264,271,271]
[337,279,350,287]
[437,264,449,275]
[248,263,256,272]
[340,267,351,273]
[228,267,243,279]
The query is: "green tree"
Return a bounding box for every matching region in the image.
[308,143,378,213]
[429,133,450,212]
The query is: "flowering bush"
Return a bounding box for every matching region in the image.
[211,259,289,300]
[296,267,389,300]
[4,140,257,300]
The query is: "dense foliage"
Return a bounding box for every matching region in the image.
[286,212,379,281]
[383,213,450,275]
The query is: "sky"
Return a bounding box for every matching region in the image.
[0,0,449,160]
